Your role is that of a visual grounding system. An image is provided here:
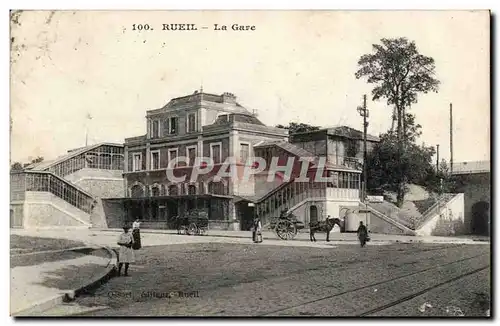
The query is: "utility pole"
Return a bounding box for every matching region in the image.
[85,113,92,147]
[449,103,453,175]
[357,95,369,201]
[436,144,440,172]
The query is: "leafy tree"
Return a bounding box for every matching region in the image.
[275,122,321,134]
[10,162,23,171]
[10,156,44,171]
[366,132,436,198]
[355,37,440,206]
[30,156,44,164]
[421,159,457,194]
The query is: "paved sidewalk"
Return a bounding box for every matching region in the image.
[10,250,110,315]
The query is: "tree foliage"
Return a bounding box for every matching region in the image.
[421,159,457,194]
[366,132,436,195]
[10,156,44,171]
[355,37,440,128]
[355,37,440,206]
[275,122,321,134]
[10,162,23,171]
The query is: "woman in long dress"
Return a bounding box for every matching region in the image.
[252,216,263,243]
[117,226,135,276]
[132,219,142,250]
[357,221,368,248]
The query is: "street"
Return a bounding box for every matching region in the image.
[43,241,490,317]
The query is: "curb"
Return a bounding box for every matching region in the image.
[12,246,117,317]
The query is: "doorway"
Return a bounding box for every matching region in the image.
[471,201,489,235]
[238,203,255,231]
[310,205,318,224]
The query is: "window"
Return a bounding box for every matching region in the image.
[187,113,196,133]
[240,143,250,164]
[150,150,160,170]
[210,143,222,164]
[168,148,178,166]
[188,184,197,195]
[186,146,197,166]
[132,153,142,171]
[151,186,160,197]
[169,117,178,134]
[327,171,339,188]
[168,185,178,196]
[131,185,144,198]
[208,181,225,195]
[162,119,169,137]
[151,120,160,138]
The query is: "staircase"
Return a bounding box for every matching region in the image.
[10,171,97,229]
[14,143,125,229]
[254,180,328,225]
[366,193,461,234]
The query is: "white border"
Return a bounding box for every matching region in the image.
[4,4,497,326]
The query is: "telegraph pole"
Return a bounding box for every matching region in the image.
[436,144,440,172]
[357,95,369,201]
[449,103,453,175]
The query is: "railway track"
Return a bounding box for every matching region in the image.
[357,265,489,316]
[262,252,489,316]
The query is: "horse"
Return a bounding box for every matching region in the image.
[309,218,343,242]
[174,215,189,234]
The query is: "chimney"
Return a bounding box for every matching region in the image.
[221,92,236,103]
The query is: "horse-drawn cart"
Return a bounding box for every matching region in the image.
[176,209,209,236]
[268,213,305,240]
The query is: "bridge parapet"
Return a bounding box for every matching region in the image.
[451,161,490,175]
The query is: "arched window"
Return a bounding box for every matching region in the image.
[188,184,197,195]
[131,185,144,198]
[168,185,178,196]
[151,186,160,197]
[208,181,225,195]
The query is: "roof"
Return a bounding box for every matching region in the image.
[326,126,380,142]
[153,91,253,116]
[24,143,124,171]
[211,113,265,126]
[291,125,380,142]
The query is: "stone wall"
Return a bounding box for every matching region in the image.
[101,199,126,228]
[23,192,91,228]
[369,212,407,235]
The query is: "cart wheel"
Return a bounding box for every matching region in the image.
[287,224,297,240]
[187,223,197,235]
[276,220,292,240]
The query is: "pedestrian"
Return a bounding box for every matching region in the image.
[117,225,135,276]
[253,216,263,243]
[357,221,368,248]
[132,218,142,250]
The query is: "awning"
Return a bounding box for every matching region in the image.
[104,194,234,202]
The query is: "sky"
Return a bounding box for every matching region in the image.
[10,10,490,164]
